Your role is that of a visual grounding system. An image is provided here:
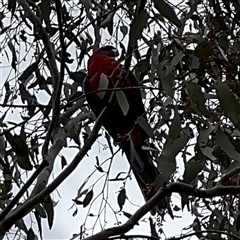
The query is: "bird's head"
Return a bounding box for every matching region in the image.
[94,45,119,58]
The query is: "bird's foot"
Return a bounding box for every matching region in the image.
[144,183,154,196]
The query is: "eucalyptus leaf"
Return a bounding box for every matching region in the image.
[97,73,109,99]
[215,82,240,130]
[169,108,181,139]
[120,25,128,39]
[183,156,205,184]
[216,128,240,161]
[153,0,181,27]
[70,71,87,85]
[43,197,54,229]
[83,190,93,207]
[117,188,126,211]
[129,10,149,47]
[137,116,154,138]
[186,82,210,117]
[116,90,129,116]
[19,62,39,81]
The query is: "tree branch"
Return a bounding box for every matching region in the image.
[83,182,240,240]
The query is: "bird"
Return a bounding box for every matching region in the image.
[83,45,159,205]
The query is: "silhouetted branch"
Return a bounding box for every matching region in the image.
[83,181,240,240]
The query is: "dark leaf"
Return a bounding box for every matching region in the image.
[77,180,89,199]
[129,9,149,46]
[156,128,191,189]
[186,82,210,117]
[116,90,129,116]
[80,0,92,13]
[5,132,32,170]
[122,211,132,218]
[153,0,181,27]
[61,155,67,169]
[67,122,81,146]
[198,126,215,160]
[0,135,5,158]
[173,205,181,211]
[70,71,87,85]
[193,218,202,238]
[137,116,154,138]
[183,156,205,184]
[19,62,39,81]
[117,188,126,211]
[180,193,189,211]
[97,73,109,99]
[95,156,100,166]
[27,228,35,240]
[95,165,104,173]
[157,60,174,98]
[8,39,17,70]
[19,84,37,117]
[8,0,16,15]
[73,208,78,217]
[107,14,114,36]
[39,0,51,28]
[34,212,42,238]
[236,215,240,232]
[215,82,240,130]
[43,197,54,229]
[35,204,47,218]
[195,40,215,59]
[83,190,93,207]
[135,59,149,73]
[15,219,27,233]
[169,108,181,139]
[216,128,240,160]
[120,25,128,39]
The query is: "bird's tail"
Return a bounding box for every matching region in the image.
[121,141,158,201]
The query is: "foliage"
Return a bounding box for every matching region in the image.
[1,0,240,239]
